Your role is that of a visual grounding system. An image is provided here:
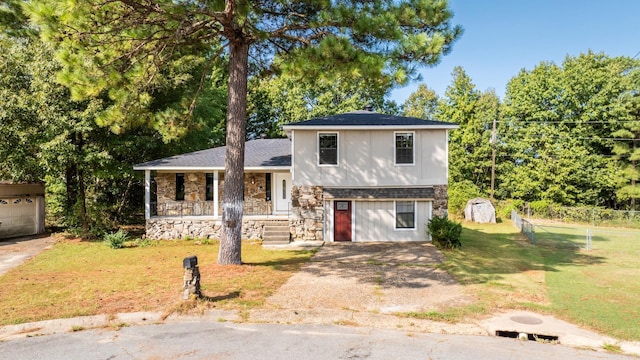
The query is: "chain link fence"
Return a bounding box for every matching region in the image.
[511,210,535,244]
[522,205,640,229]
[511,210,640,250]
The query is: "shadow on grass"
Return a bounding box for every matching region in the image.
[243,250,318,268]
[444,225,606,285]
[200,291,240,303]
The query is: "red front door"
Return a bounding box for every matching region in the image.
[334,201,352,242]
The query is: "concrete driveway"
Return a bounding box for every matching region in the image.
[266,242,473,314]
[0,235,55,276]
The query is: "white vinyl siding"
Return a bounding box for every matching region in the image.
[353,201,431,242]
[292,130,448,187]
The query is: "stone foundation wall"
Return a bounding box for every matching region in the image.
[290,186,324,241]
[433,184,449,217]
[146,218,267,240]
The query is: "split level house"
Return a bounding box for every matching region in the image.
[133,110,457,244]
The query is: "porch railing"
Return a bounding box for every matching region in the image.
[154,201,274,217]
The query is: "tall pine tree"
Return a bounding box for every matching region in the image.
[28,0,462,264]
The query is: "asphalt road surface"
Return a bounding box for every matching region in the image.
[0,321,633,360]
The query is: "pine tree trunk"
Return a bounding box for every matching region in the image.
[218,37,249,265]
[77,166,88,235]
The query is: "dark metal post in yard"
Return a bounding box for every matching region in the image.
[183,256,201,300]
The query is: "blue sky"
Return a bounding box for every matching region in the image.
[390,0,640,104]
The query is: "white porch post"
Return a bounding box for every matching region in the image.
[144,170,151,220]
[213,171,219,217]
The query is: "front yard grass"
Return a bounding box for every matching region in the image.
[0,237,315,326]
[3,222,639,343]
[433,222,640,341]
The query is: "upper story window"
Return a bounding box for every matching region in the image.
[318,132,338,165]
[205,173,214,201]
[175,173,185,201]
[395,132,414,165]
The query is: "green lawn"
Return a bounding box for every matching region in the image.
[439,222,640,341]
[0,237,315,326]
[3,223,639,342]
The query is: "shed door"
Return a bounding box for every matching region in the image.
[334,201,352,242]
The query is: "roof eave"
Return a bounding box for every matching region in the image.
[282,125,459,131]
[133,166,291,171]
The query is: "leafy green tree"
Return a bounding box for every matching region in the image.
[28,0,462,264]
[438,67,497,198]
[0,0,33,37]
[403,84,439,119]
[500,53,637,207]
[248,74,397,138]
[0,15,224,234]
[612,88,640,210]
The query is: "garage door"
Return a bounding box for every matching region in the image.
[0,197,41,238]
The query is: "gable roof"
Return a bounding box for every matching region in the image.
[282,110,458,131]
[133,138,291,171]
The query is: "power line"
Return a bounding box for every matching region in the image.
[495,120,640,124]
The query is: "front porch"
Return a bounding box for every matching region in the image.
[142,170,292,240]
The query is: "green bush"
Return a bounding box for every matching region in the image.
[448,180,484,219]
[427,216,462,249]
[104,229,129,249]
[529,199,555,217]
[496,199,524,220]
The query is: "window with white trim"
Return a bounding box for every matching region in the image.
[395,201,416,229]
[318,132,338,165]
[395,132,414,165]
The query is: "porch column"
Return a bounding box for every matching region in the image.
[213,171,219,217]
[144,170,151,219]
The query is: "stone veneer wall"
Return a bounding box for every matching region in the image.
[290,186,324,241]
[433,184,449,217]
[146,218,266,240]
[155,172,270,216]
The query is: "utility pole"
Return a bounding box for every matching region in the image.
[490,117,496,201]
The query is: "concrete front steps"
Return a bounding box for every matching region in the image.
[262,220,291,245]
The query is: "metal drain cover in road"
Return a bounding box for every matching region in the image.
[509,315,543,325]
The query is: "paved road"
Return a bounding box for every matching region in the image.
[0,321,632,360]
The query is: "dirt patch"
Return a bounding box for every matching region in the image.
[266,242,473,314]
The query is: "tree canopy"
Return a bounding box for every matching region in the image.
[28,0,463,264]
[500,52,639,207]
[405,53,640,214]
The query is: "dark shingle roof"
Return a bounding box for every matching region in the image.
[283,110,457,128]
[134,138,291,170]
[323,187,435,200]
